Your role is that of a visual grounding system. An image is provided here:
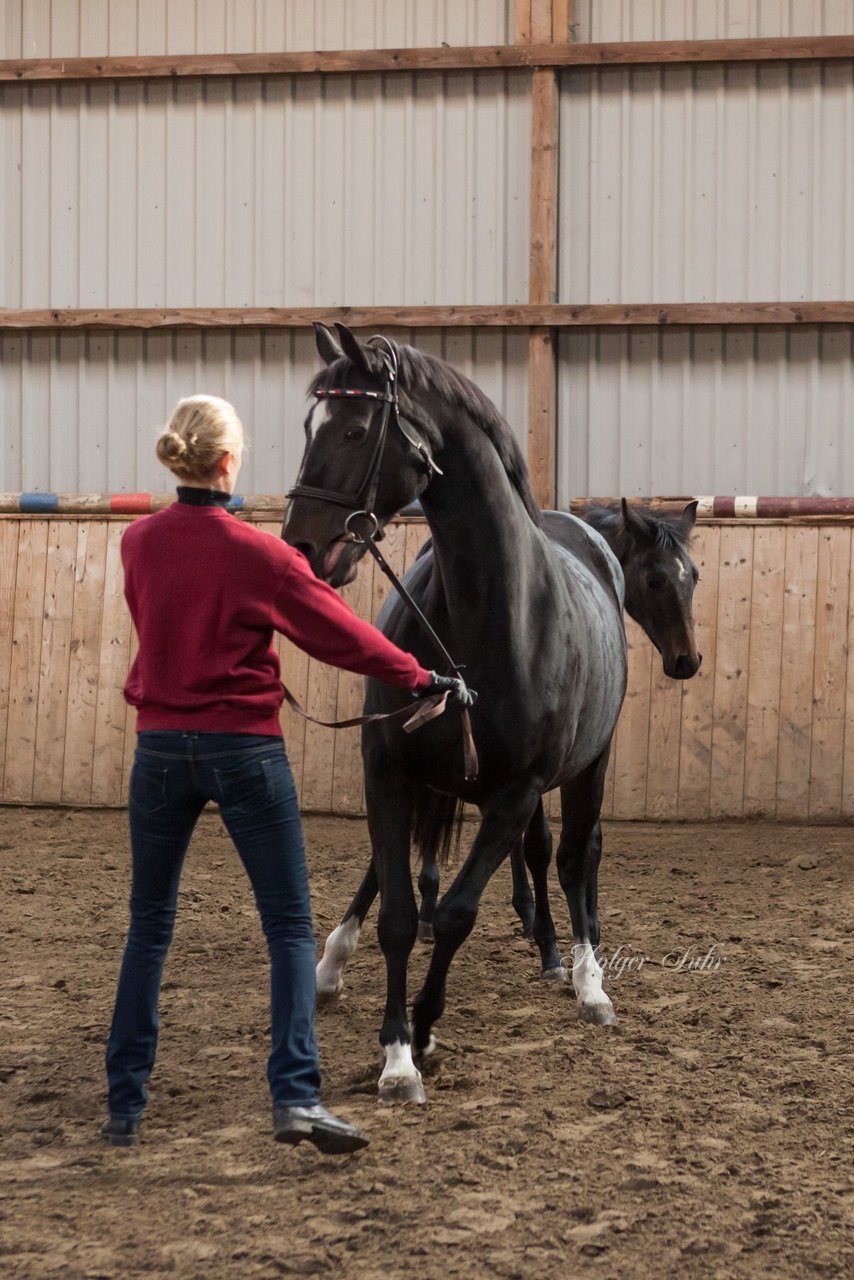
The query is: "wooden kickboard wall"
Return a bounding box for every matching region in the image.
[1,516,852,823]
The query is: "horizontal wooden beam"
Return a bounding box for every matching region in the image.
[2,302,853,332]
[1,36,852,84]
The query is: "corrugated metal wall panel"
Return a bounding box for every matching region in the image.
[0,73,530,309]
[557,326,854,501]
[574,0,854,41]
[0,328,529,493]
[561,62,854,303]
[0,1,514,57]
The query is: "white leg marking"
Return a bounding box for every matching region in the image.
[378,1041,425,1103]
[572,939,616,1024]
[316,916,360,1000]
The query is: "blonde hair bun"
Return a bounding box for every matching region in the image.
[156,394,244,483]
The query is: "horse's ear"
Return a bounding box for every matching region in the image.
[620,498,651,544]
[680,500,699,532]
[335,323,373,376]
[314,322,343,366]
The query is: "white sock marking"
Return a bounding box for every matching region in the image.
[316,916,360,998]
[572,939,613,1011]
[378,1041,422,1089]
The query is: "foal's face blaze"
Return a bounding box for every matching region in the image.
[284,389,431,588]
[624,546,702,679]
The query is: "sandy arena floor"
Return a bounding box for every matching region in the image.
[1,809,852,1279]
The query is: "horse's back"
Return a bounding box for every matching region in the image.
[541,510,624,610]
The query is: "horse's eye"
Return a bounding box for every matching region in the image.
[646,576,664,591]
[344,428,365,442]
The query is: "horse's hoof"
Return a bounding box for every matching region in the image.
[378,1076,427,1105]
[579,1000,617,1026]
[417,921,435,944]
[542,965,569,983]
[315,980,342,1005]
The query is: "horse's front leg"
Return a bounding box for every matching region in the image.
[556,750,616,1025]
[365,762,424,1103]
[315,860,378,1002]
[411,785,541,1057]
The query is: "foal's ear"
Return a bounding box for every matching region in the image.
[620,498,652,543]
[335,323,375,376]
[314,322,343,366]
[680,500,699,532]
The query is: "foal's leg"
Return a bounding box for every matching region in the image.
[365,763,424,1102]
[315,860,378,1002]
[509,839,535,938]
[411,785,541,1057]
[556,751,616,1025]
[523,799,565,979]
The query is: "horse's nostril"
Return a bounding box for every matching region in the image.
[293,542,315,562]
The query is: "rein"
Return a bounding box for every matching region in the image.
[287,337,479,783]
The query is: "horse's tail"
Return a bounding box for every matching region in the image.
[412,787,465,868]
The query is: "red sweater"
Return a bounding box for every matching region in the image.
[122,501,432,735]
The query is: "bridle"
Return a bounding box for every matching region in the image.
[288,336,442,543]
[285,335,478,782]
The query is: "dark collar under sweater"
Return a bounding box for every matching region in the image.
[176,486,232,508]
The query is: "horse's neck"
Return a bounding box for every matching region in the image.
[419,423,541,625]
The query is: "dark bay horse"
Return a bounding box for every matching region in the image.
[316,501,702,978]
[284,323,697,1103]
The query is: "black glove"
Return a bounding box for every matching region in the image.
[416,671,477,709]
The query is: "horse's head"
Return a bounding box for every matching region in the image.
[283,323,440,585]
[616,499,702,680]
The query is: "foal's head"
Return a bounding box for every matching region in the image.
[589,501,702,680]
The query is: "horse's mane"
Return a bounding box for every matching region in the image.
[310,342,542,528]
[584,504,691,554]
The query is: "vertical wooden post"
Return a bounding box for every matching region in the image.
[518,0,572,509]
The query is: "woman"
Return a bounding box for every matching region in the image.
[103,394,471,1152]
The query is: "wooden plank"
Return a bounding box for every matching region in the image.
[843,542,854,819]
[552,0,575,43]
[3,302,854,332]
[330,558,374,816]
[403,521,432,572]
[4,521,49,802]
[677,526,721,819]
[743,525,786,817]
[32,521,78,803]
[61,522,108,804]
[2,36,852,82]
[808,527,851,820]
[611,617,653,819]
[644,658,684,821]
[0,522,21,798]
[91,521,133,806]
[527,329,557,508]
[708,526,754,818]
[775,528,819,820]
[530,0,555,44]
[514,0,532,46]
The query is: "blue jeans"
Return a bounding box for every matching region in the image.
[105,732,321,1118]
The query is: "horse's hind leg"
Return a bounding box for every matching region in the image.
[523,799,565,979]
[417,854,439,942]
[316,860,378,1002]
[556,751,616,1026]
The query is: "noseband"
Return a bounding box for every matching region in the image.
[288,337,442,540]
